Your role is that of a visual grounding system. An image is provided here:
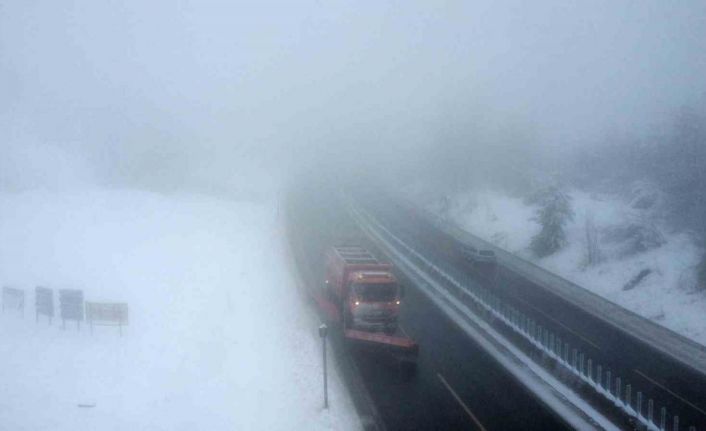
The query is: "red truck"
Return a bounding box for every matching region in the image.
[325,246,401,332]
[323,245,418,367]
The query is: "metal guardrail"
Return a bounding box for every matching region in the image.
[348,199,697,431]
[419,206,706,377]
[283,200,386,431]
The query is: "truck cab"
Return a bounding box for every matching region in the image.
[347,270,400,332]
[325,246,401,333]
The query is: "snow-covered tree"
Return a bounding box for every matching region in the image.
[603,220,665,257]
[583,213,603,267]
[530,187,574,258]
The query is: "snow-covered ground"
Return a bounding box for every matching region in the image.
[417,188,706,347]
[0,189,359,431]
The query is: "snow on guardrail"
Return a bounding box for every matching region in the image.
[346,197,696,431]
[418,204,706,376]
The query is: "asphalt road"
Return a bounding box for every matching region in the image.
[286,184,570,430]
[359,191,706,430]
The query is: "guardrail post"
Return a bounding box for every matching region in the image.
[672,415,678,431]
[587,359,593,382]
[549,333,555,354]
[615,377,622,406]
[554,337,561,357]
[648,399,654,424]
[660,407,666,431]
[597,365,603,389]
[637,391,643,418]
[318,324,329,409]
[541,327,547,347]
[564,343,569,363]
[545,330,550,350]
[572,349,578,371]
[606,370,612,395]
[579,353,585,376]
[625,384,631,409]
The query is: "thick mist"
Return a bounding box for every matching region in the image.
[2,3,706,428]
[1,0,704,194]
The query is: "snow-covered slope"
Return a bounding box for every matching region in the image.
[0,189,359,431]
[421,188,706,347]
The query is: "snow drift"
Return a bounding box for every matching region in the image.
[0,189,359,431]
[418,187,706,347]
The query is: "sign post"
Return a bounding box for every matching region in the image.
[59,289,84,330]
[86,302,128,336]
[318,323,329,409]
[2,287,25,316]
[35,287,54,324]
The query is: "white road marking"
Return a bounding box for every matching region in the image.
[633,369,706,417]
[511,295,602,351]
[437,372,488,431]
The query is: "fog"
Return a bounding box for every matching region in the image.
[2,0,705,194]
[3,4,706,428]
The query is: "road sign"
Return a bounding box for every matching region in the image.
[59,289,84,330]
[86,302,128,335]
[2,287,24,316]
[35,286,54,324]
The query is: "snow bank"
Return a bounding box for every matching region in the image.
[420,188,706,347]
[0,189,359,431]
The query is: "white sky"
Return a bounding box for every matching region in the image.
[1,0,704,191]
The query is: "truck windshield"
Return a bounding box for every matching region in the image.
[354,283,397,302]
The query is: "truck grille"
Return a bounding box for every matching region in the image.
[362,311,393,323]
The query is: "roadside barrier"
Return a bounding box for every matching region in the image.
[2,285,128,336]
[2,286,25,316]
[349,201,693,431]
[59,289,84,330]
[86,302,128,335]
[35,286,54,324]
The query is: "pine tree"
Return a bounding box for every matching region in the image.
[584,213,603,267]
[530,187,574,258]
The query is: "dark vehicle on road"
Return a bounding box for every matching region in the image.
[462,245,497,265]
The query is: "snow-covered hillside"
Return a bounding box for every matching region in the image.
[419,188,706,347]
[0,189,359,431]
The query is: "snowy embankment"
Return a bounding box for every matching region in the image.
[0,189,359,431]
[419,188,706,347]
